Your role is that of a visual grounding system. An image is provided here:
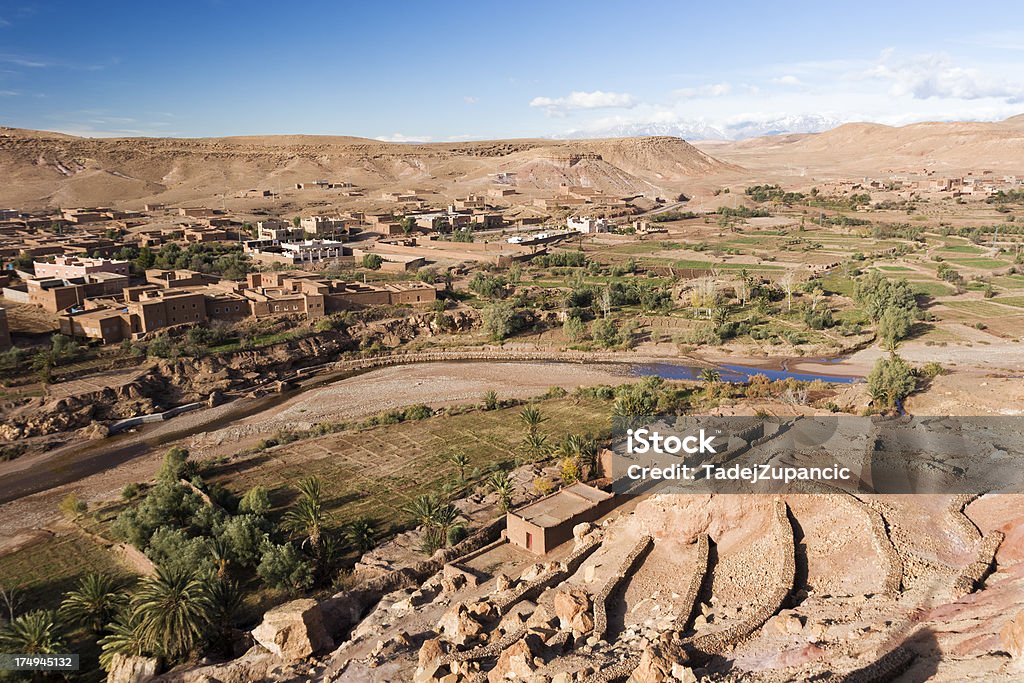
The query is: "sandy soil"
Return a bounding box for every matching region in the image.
[186,361,636,458]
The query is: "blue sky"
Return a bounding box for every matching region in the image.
[1,1,1024,140]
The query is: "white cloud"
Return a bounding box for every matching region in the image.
[862,50,1024,103]
[463,96,478,105]
[374,133,433,143]
[771,75,803,86]
[529,90,637,116]
[673,82,732,98]
[0,89,18,96]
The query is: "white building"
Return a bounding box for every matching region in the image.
[567,216,608,234]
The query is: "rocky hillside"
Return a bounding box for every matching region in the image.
[0,128,735,208]
[701,114,1024,175]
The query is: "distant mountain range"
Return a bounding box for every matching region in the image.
[561,114,844,141]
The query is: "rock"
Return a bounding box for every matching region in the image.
[440,574,466,593]
[573,522,595,549]
[251,598,334,663]
[521,563,547,582]
[487,636,540,683]
[415,637,448,683]
[495,573,513,591]
[628,642,690,683]
[571,610,595,637]
[527,604,557,630]
[551,673,574,683]
[1001,610,1024,660]
[671,663,698,683]
[106,653,159,683]
[773,610,805,635]
[436,603,485,645]
[553,588,591,632]
[469,600,494,618]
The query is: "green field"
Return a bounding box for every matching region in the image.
[910,281,955,297]
[0,529,134,613]
[937,245,985,254]
[209,396,614,532]
[949,257,1011,269]
[994,297,1024,308]
[941,300,1020,317]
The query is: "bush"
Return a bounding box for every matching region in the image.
[482,302,522,341]
[257,543,314,591]
[121,483,142,501]
[60,493,87,518]
[867,354,916,409]
[361,253,383,270]
[238,485,272,516]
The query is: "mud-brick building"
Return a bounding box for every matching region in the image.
[506,482,615,555]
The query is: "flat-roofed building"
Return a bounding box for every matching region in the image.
[127,289,208,334]
[34,256,130,279]
[506,482,615,555]
[26,272,130,313]
[59,308,128,344]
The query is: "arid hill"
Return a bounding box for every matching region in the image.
[0,128,733,209]
[699,114,1024,178]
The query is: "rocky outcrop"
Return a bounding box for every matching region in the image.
[1001,610,1024,660]
[953,531,1005,596]
[251,598,334,662]
[106,654,159,683]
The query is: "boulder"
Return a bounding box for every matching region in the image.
[628,643,690,683]
[773,610,805,635]
[436,603,485,645]
[553,588,591,632]
[1001,610,1024,660]
[521,563,547,582]
[495,573,513,591]
[487,636,540,683]
[251,598,334,663]
[414,637,448,683]
[106,654,159,683]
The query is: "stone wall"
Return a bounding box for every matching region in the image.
[592,536,654,640]
[676,534,710,633]
[493,537,603,614]
[685,500,795,659]
[953,530,1004,597]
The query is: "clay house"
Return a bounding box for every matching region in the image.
[506,482,615,555]
[299,216,349,238]
[59,307,129,344]
[178,207,219,218]
[33,256,130,279]
[26,272,130,313]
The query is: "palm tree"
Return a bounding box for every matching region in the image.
[131,565,213,662]
[0,610,64,655]
[283,496,326,550]
[345,518,377,554]
[447,451,470,484]
[482,390,499,411]
[402,494,442,530]
[98,608,146,671]
[699,368,721,383]
[488,470,515,512]
[205,577,242,654]
[518,405,546,436]
[518,432,552,462]
[295,476,324,506]
[59,572,125,635]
